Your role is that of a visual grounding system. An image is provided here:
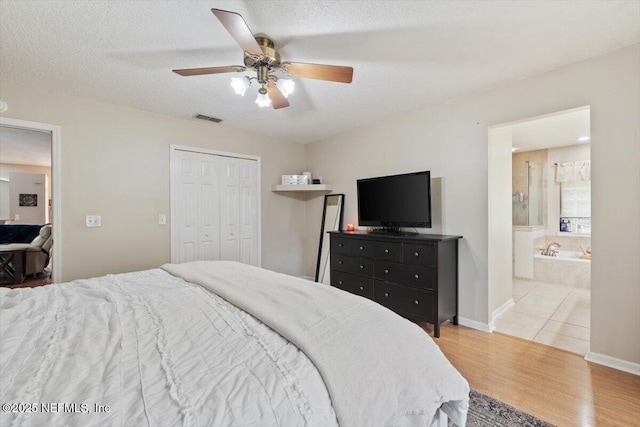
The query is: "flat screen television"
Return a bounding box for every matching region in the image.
[357,171,431,228]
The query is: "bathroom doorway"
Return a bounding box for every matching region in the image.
[489,106,592,355]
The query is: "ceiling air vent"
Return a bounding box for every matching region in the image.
[193,113,223,123]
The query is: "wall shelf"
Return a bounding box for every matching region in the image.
[271,184,333,192]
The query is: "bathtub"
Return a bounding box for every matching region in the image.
[534,250,591,288]
[536,250,590,263]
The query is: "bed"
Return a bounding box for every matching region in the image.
[0,261,469,426]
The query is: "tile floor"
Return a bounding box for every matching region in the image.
[494,279,590,355]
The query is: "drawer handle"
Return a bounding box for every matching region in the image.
[338,260,343,264]
[359,246,364,250]
[384,292,389,297]
[384,269,389,274]
[414,300,419,305]
[359,265,364,269]
[338,280,343,285]
[359,286,364,291]
[414,252,420,257]
[384,249,389,253]
[414,274,420,279]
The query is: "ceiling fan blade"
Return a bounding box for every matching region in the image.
[281,62,353,83]
[173,65,246,76]
[266,81,290,110]
[211,9,263,57]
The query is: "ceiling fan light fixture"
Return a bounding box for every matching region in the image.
[175,8,354,110]
[255,87,271,108]
[231,76,250,96]
[276,79,295,98]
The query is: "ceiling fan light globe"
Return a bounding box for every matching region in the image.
[255,92,271,108]
[231,76,250,96]
[276,79,295,98]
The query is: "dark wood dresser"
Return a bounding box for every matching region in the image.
[328,230,462,337]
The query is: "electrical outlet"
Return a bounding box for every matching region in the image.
[86,215,101,227]
[158,214,167,225]
[14,214,19,221]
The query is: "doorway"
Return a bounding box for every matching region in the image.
[170,145,261,266]
[488,106,591,355]
[0,117,62,283]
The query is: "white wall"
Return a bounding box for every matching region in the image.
[0,82,308,281]
[305,44,640,365]
[8,172,46,224]
[488,126,514,321]
[0,163,51,221]
[547,144,591,235]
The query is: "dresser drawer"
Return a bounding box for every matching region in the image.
[374,241,402,262]
[374,281,434,321]
[331,271,374,299]
[332,236,351,254]
[374,261,435,290]
[331,254,374,277]
[403,243,436,267]
[350,239,374,258]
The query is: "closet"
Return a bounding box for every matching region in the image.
[171,148,258,266]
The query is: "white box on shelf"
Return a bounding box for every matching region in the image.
[282,175,309,185]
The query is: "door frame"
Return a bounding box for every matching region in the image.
[0,117,62,283]
[169,144,262,266]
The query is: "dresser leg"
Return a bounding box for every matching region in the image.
[452,315,458,326]
[433,323,440,338]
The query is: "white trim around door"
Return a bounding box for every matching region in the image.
[0,117,62,283]
[169,144,262,267]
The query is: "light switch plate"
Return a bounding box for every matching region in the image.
[158,214,167,225]
[86,215,101,227]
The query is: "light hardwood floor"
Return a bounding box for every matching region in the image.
[422,322,640,427]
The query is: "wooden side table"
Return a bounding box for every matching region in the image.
[0,249,26,285]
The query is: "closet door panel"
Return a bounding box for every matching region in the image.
[220,158,240,261]
[175,151,199,262]
[198,156,220,261]
[239,159,258,266]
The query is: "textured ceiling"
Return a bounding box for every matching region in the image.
[0,1,638,144]
[511,108,590,152]
[0,126,52,167]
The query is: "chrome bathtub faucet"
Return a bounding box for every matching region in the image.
[542,242,561,256]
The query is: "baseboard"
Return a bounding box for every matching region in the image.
[489,298,515,331]
[584,351,640,376]
[457,317,492,333]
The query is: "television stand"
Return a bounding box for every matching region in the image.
[328,230,462,338]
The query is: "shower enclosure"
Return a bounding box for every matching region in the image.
[513,161,543,226]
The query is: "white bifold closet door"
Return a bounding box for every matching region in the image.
[173,150,257,265]
[219,157,258,265]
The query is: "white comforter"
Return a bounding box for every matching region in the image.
[164,261,469,427]
[1,261,469,427]
[0,269,337,427]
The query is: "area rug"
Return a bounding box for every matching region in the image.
[449,389,556,427]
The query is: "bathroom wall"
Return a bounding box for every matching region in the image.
[512,149,548,226]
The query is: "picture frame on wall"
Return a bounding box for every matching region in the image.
[19,194,38,207]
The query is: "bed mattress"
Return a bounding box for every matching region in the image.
[0,261,468,426]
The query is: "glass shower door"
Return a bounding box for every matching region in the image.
[527,161,543,226]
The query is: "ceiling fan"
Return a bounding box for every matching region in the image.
[173,8,354,110]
